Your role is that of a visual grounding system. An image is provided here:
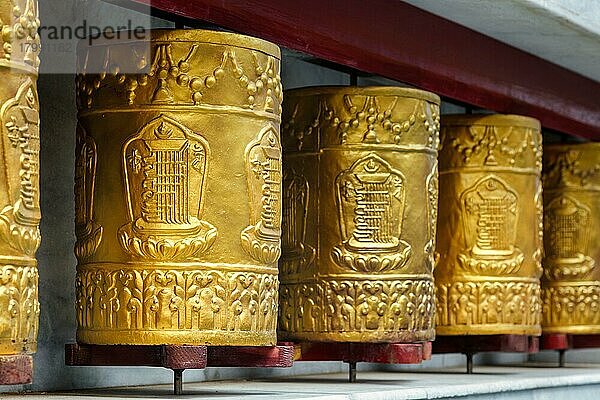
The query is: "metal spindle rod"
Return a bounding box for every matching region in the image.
[348,361,357,383]
[559,349,566,368]
[465,352,474,374]
[173,369,184,395]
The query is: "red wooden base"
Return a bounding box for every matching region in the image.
[207,345,294,367]
[65,343,294,368]
[296,341,431,364]
[539,333,600,367]
[0,354,32,385]
[432,335,539,354]
[541,334,572,351]
[541,333,600,351]
[65,342,294,394]
[65,343,208,369]
[571,334,600,349]
[292,341,431,382]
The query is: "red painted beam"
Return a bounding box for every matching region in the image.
[116,0,600,139]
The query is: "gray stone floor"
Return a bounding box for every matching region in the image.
[6,364,600,400]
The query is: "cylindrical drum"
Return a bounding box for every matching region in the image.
[542,143,600,333]
[0,0,41,356]
[279,86,440,343]
[435,114,543,336]
[75,30,282,345]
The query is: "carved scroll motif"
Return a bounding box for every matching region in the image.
[118,114,217,260]
[458,175,524,275]
[544,195,594,280]
[0,264,39,351]
[336,95,409,144]
[74,124,102,260]
[0,0,40,68]
[448,125,539,167]
[76,268,278,333]
[283,95,440,149]
[279,279,434,334]
[78,44,282,112]
[425,161,439,272]
[543,149,600,188]
[542,284,600,328]
[332,154,411,273]
[241,125,282,264]
[533,182,544,277]
[279,167,315,275]
[436,281,541,327]
[0,78,41,256]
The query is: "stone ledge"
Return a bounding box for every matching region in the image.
[6,364,600,399]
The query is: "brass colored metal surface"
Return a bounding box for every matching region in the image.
[0,0,41,355]
[435,114,543,336]
[541,143,600,334]
[75,30,282,345]
[279,86,440,343]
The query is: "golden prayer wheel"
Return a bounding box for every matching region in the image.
[0,0,41,356]
[279,86,440,343]
[541,143,600,334]
[435,114,543,336]
[75,30,282,346]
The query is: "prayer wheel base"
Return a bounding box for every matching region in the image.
[0,355,33,385]
[541,333,600,351]
[541,334,571,351]
[294,341,432,383]
[432,335,539,374]
[65,343,294,394]
[65,342,294,368]
[540,334,600,368]
[432,334,539,355]
[296,341,432,364]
